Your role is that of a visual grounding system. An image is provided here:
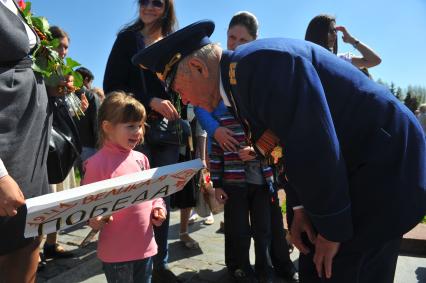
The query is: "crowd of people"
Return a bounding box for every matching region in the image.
[1,0,425,283]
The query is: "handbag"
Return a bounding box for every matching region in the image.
[47,97,82,184]
[145,117,191,146]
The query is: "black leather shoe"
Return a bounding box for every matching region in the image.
[152,268,183,283]
[275,261,299,282]
[43,243,74,259]
[37,252,47,272]
[231,269,258,283]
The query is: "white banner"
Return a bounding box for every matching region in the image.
[24,159,203,238]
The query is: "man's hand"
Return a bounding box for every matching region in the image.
[238,146,256,161]
[215,188,228,204]
[214,127,239,152]
[290,208,316,255]
[313,234,340,279]
[0,175,25,216]
[151,207,166,226]
[149,98,180,121]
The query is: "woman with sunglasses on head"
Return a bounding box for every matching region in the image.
[305,14,381,70]
[103,1,183,282]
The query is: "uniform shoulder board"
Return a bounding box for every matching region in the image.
[229,62,237,85]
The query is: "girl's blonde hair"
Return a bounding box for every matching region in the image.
[98,91,147,147]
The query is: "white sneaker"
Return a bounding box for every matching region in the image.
[188,212,199,224]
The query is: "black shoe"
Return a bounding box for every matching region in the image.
[231,269,258,283]
[152,268,182,283]
[43,243,74,259]
[275,261,299,282]
[256,269,273,283]
[37,252,47,272]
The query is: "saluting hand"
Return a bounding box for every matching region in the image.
[0,175,25,216]
[335,26,357,46]
[313,234,340,279]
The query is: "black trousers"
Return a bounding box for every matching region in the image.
[299,234,401,283]
[223,184,273,276]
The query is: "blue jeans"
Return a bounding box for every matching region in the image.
[136,143,179,270]
[103,257,153,283]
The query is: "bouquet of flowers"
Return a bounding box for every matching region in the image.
[19,0,85,118]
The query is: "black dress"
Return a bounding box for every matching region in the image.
[170,106,197,209]
[0,3,51,255]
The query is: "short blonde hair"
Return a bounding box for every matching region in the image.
[419,104,426,113]
[98,91,147,146]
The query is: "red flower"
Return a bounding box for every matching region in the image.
[18,0,26,10]
[205,174,211,183]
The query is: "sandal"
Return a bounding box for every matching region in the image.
[179,232,200,250]
[43,243,74,259]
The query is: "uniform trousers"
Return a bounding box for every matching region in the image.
[299,233,401,283]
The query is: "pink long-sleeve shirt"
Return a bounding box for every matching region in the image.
[82,141,165,263]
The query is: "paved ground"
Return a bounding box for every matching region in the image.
[37,210,426,283]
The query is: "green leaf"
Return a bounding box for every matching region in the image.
[65,57,81,70]
[71,71,83,88]
[22,2,32,24]
[44,73,63,87]
[50,38,60,49]
[31,16,50,35]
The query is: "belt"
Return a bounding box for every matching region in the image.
[0,56,33,69]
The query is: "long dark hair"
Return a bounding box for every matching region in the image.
[305,14,337,54]
[228,11,258,39]
[119,0,177,36]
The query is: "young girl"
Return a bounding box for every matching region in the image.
[82,91,166,283]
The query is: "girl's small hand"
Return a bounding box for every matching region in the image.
[88,215,113,231]
[238,146,256,161]
[151,207,166,226]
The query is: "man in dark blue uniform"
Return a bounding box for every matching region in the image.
[132,20,426,283]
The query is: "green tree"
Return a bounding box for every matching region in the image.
[396,87,403,101]
[404,91,420,113]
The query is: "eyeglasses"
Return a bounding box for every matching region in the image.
[328,28,337,34]
[140,0,164,8]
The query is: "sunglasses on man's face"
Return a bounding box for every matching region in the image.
[140,0,164,8]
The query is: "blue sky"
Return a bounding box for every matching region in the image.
[31,0,426,90]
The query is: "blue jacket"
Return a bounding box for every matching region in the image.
[220,38,426,249]
[194,101,227,152]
